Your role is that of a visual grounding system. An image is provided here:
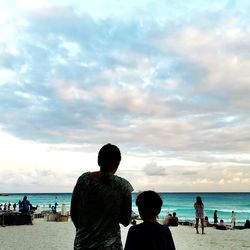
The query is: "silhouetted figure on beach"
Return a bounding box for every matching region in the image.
[204,216,209,227]
[71,143,133,249]
[168,212,178,227]
[20,196,30,214]
[231,211,236,228]
[125,190,175,250]
[214,210,218,224]
[194,196,205,234]
[216,219,227,230]
[13,203,17,211]
[29,204,38,214]
[18,200,21,209]
[244,219,250,229]
[51,202,58,214]
[162,213,172,225]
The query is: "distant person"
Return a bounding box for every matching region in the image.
[168,212,178,227]
[18,200,22,210]
[4,203,7,211]
[20,195,30,213]
[162,213,172,225]
[13,203,17,211]
[29,204,38,214]
[244,219,250,229]
[217,219,227,230]
[218,219,226,226]
[125,191,175,250]
[204,216,209,227]
[194,196,205,234]
[231,211,236,228]
[214,210,218,224]
[8,202,11,210]
[71,143,133,250]
[51,202,58,214]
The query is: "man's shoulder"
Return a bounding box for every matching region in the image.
[112,175,133,192]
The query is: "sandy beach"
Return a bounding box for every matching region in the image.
[0,219,250,250]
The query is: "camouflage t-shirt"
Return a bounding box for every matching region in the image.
[73,172,133,250]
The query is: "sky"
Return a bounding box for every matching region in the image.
[0,0,250,193]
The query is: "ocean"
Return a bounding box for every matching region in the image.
[1,192,249,225]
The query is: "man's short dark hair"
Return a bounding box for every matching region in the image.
[98,143,121,171]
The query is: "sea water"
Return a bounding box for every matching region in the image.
[1,192,249,225]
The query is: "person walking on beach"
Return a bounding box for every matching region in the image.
[194,196,205,234]
[125,191,175,250]
[71,143,133,250]
[214,210,218,224]
[231,211,236,228]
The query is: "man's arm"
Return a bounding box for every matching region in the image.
[70,183,79,229]
[119,193,132,226]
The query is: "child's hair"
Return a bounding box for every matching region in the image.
[136,191,163,220]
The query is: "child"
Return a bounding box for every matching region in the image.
[124,191,175,250]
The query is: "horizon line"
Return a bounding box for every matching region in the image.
[1,191,250,195]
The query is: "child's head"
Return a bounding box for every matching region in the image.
[136,191,163,221]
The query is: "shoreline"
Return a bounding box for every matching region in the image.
[0,218,250,250]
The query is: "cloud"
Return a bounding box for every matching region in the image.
[143,162,167,176]
[161,24,250,110]
[0,1,250,191]
[181,171,197,176]
[0,168,77,192]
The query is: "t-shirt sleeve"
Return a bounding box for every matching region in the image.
[121,178,134,195]
[72,173,89,201]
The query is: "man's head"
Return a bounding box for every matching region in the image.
[98,143,121,173]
